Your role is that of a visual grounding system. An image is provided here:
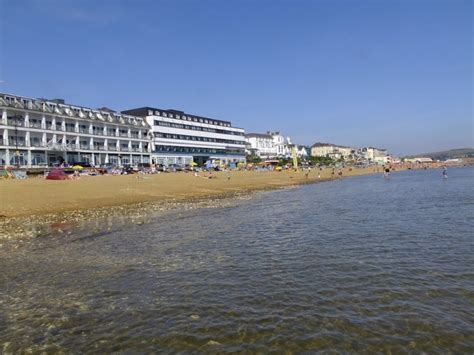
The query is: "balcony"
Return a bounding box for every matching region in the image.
[79,145,89,150]
[28,122,42,129]
[10,140,26,147]
[7,119,24,127]
[108,146,117,151]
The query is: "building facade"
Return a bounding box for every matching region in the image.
[311,143,354,159]
[0,93,151,168]
[245,131,298,159]
[122,107,246,166]
[245,133,277,159]
[358,147,387,161]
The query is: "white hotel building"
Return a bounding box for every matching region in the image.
[0,93,151,167]
[121,107,246,166]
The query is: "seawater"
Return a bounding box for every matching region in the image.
[1,167,473,353]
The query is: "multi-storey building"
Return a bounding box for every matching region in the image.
[245,133,277,159]
[311,142,354,159]
[121,107,246,166]
[358,147,387,161]
[0,93,151,168]
[246,131,302,159]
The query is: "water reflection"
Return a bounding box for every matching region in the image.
[1,168,473,352]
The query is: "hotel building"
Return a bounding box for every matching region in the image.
[245,131,306,159]
[310,142,355,160]
[122,107,246,166]
[0,93,151,168]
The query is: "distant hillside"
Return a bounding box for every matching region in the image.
[406,148,474,160]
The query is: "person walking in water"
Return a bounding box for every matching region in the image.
[442,167,448,179]
[384,166,390,178]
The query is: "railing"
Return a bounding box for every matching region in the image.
[11,141,26,147]
[108,146,117,151]
[7,119,24,127]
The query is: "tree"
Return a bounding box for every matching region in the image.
[246,154,261,164]
[308,156,335,166]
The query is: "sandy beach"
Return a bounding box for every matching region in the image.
[0,167,385,219]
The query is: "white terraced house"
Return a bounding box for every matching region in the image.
[121,107,246,166]
[0,93,151,168]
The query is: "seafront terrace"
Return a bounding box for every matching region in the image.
[0,93,151,167]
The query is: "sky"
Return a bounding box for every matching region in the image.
[0,0,472,155]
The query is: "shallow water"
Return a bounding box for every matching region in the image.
[1,167,473,352]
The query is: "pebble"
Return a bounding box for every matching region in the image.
[0,190,265,244]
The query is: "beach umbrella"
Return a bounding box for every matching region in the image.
[72,165,84,170]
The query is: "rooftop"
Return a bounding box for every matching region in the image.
[121,107,232,127]
[245,133,273,139]
[0,92,148,127]
[311,142,352,148]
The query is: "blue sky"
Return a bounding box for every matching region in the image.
[0,0,472,155]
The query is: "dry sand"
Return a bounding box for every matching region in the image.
[0,166,384,218]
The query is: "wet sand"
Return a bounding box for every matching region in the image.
[0,167,383,218]
[0,167,390,240]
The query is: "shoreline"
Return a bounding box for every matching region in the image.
[0,167,399,240]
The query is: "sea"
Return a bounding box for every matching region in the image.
[1,167,473,353]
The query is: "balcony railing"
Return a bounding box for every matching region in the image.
[7,119,24,127]
[108,146,117,151]
[10,141,26,147]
